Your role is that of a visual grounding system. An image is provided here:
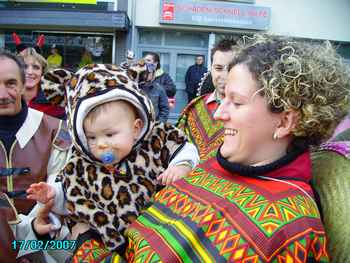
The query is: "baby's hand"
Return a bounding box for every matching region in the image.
[71,222,90,240]
[33,199,56,235]
[157,164,192,185]
[27,182,56,204]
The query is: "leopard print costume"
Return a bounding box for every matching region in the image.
[60,64,188,250]
[41,68,73,107]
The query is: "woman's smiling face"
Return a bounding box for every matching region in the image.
[24,56,43,91]
[214,63,284,166]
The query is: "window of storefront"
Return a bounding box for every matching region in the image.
[3,30,113,72]
[164,31,208,48]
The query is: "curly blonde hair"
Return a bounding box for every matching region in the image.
[230,34,350,146]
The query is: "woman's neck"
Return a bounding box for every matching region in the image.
[23,86,38,103]
[250,146,288,167]
[217,143,308,177]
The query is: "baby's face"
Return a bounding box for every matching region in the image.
[84,103,142,164]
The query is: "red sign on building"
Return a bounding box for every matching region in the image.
[160,0,270,30]
[162,2,175,20]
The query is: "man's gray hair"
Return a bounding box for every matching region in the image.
[0,49,26,84]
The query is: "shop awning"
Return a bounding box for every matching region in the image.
[0,8,129,32]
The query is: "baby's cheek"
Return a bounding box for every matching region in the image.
[88,145,101,159]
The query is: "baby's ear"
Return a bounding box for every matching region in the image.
[133,118,144,139]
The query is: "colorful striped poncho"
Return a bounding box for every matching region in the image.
[176,93,223,161]
[125,150,329,262]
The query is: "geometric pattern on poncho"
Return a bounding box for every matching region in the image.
[72,239,127,263]
[177,96,223,161]
[126,164,329,262]
[72,239,110,263]
[184,168,321,237]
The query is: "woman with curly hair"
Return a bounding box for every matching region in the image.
[67,34,349,262]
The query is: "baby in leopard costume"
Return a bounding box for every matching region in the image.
[27,63,199,252]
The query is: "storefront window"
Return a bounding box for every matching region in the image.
[139,30,163,45]
[139,29,208,48]
[164,31,208,48]
[4,31,113,72]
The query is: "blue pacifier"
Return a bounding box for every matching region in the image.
[101,152,116,165]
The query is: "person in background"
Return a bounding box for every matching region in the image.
[0,50,71,262]
[185,55,207,103]
[311,113,350,262]
[177,38,237,161]
[78,47,93,68]
[140,60,170,122]
[144,52,176,108]
[19,47,66,119]
[46,44,62,70]
[123,33,349,262]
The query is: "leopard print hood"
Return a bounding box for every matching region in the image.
[41,68,73,107]
[66,64,155,161]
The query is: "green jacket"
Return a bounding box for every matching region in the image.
[312,128,350,262]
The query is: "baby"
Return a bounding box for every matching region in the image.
[27,64,199,252]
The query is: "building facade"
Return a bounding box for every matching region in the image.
[0,0,129,72]
[1,0,349,122]
[130,0,350,121]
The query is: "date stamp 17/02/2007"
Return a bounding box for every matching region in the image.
[12,240,77,251]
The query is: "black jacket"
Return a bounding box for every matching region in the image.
[185,64,207,94]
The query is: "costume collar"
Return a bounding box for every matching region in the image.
[216,145,311,183]
[0,100,28,133]
[16,108,43,149]
[206,90,220,105]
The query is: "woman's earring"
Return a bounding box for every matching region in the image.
[273,132,278,140]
